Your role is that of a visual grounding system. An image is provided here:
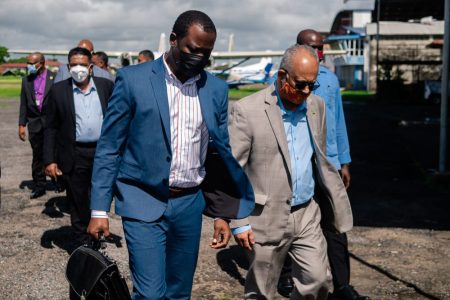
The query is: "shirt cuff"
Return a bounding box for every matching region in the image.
[231,224,251,235]
[338,154,352,165]
[91,210,108,218]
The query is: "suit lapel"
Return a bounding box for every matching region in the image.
[264,85,292,178]
[93,77,108,114]
[197,71,214,134]
[43,71,53,99]
[149,57,171,142]
[66,79,76,132]
[306,96,324,153]
[27,76,36,103]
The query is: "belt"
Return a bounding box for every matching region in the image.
[75,141,97,148]
[169,186,200,198]
[290,199,311,213]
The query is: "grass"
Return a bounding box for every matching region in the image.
[341,90,376,102]
[0,76,22,98]
[228,87,263,100]
[0,86,21,98]
[0,75,22,83]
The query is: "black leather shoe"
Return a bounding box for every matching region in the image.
[332,285,370,300]
[30,189,46,199]
[277,275,294,298]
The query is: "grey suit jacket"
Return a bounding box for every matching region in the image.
[228,84,353,244]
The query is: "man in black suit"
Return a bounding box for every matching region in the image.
[44,47,114,244]
[19,52,55,199]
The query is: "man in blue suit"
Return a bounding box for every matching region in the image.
[87,10,254,300]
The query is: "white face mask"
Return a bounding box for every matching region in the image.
[70,65,90,83]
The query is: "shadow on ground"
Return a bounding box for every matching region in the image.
[42,196,70,218]
[19,179,65,193]
[216,245,249,286]
[40,225,125,254]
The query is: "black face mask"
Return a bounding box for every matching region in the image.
[176,50,209,78]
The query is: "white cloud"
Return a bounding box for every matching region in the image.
[0,0,345,53]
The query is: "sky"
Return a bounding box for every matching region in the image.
[0,0,371,54]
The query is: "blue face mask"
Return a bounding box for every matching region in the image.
[27,63,38,74]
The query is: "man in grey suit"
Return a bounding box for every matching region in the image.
[229,45,353,299]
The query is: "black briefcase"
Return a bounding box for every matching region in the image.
[66,236,131,300]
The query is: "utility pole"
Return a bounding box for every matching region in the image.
[375,0,381,95]
[439,0,450,173]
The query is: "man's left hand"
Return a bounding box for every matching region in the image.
[210,218,231,249]
[340,164,351,189]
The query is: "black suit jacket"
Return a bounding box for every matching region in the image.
[43,77,114,173]
[19,70,55,133]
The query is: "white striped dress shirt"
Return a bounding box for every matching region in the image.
[163,56,209,188]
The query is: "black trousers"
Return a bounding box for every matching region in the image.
[29,130,46,190]
[280,230,350,289]
[64,145,96,242]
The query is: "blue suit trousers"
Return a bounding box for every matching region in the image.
[122,191,206,300]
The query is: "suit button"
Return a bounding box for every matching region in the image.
[166,156,171,162]
[286,199,291,205]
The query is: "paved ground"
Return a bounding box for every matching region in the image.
[0,96,449,299]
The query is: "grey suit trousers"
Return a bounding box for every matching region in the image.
[244,199,332,300]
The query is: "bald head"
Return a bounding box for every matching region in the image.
[78,39,94,53]
[27,52,44,63]
[279,44,318,75]
[297,29,323,47]
[297,29,324,61]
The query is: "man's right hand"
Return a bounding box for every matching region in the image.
[234,229,255,251]
[18,125,26,141]
[87,218,110,240]
[45,163,62,179]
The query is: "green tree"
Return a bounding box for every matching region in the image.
[0,46,10,63]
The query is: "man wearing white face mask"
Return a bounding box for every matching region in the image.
[43,47,114,246]
[54,39,114,83]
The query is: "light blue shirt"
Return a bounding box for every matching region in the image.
[270,66,351,169]
[313,65,351,170]
[276,89,315,206]
[73,79,103,142]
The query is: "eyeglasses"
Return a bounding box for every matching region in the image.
[285,71,320,91]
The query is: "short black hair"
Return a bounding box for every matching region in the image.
[93,51,109,65]
[172,10,216,40]
[68,47,92,62]
[138,50,154,61]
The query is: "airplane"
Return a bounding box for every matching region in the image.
[9,33,346,85]
[211,57,274,88]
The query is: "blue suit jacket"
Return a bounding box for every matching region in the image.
[90,57,254,222]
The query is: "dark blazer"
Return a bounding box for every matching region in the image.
[90,57,255,221]
[43,77,114,173]
[19,70,55,133]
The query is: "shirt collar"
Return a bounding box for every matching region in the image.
[72,77,96,94]
[162,52,201,86]
[274,81,307,117]
[36,68,47,81]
